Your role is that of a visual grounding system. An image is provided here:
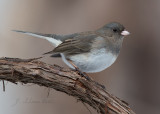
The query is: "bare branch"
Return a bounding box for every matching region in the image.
[0,57,135,114]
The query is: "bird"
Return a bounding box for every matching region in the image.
[13,22,129,74]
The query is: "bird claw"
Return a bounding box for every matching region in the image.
[94,81,106,90]
[73,68,106,89]
[72,67,106,89]
[73,68,91,81]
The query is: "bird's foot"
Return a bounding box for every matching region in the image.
[69,61,91,80]
[94,81,106,90]
[74,68,91,81]
[73,68,105,89]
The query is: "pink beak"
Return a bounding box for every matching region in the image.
[121,30,130,36]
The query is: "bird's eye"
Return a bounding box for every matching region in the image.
[113,28,118,33]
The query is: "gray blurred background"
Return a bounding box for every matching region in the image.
[0,0,160,114]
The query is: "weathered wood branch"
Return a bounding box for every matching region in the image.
[0,57,135,114]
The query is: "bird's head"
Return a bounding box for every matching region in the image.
[97,22,130,39]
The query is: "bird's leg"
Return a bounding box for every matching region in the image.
[69,61,105,89]
[68,61,105,89]
[69,61,91,80]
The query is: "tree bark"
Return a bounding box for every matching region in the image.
[0,57,135,114]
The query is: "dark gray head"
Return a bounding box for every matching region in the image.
[97,22,130,39]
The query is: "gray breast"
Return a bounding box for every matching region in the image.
[68,48,118,73]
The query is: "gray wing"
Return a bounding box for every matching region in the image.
[44,32,98,56]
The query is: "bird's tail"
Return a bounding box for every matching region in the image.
[12,30,62,47]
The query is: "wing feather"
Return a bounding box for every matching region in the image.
[44,33,98,55]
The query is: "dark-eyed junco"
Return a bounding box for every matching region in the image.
[14,22,129,73]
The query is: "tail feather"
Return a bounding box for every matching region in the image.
[12,30,62,47]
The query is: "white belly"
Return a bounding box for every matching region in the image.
[61,48,118,73]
